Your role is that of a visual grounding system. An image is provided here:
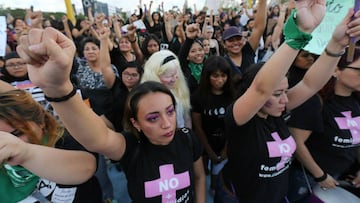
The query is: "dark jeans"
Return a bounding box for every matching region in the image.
[214,174,239,203]
[215,173,290,203]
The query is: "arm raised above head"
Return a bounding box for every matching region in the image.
[287,8,359,110]
[233,0,327,125]
[16,27,126,161]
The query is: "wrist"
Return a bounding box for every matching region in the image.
[44,85,77,103]
[42,82,74,98]
[129,38,137,43]
[325,40,346,57]
[314,171,328,182]
[283,9,312,50]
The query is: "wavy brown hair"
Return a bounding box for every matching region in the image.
[0,89,62,146]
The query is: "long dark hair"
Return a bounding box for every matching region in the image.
[198,55,234,99]
[141,34,160,59]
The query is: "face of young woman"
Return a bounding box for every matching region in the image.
[5,58,28,78]
[147,39,160,55]
[121,67,140,90]
[202,39,210,55]
[0,120,43,143]
[119,38,132,52]
[83,42,100,62]
[223,36,246,55]
[336,59,360,95]
[159,67,178,89]
[204,29,214,39]
[293,51,314,70]
[187,42,205,64]
[210,70,228,94]
[258,77,289,118]
[131,92,177,145]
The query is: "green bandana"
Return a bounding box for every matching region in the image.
[188,62,203,84]
[0,164,39,202]
[283,9,313,50]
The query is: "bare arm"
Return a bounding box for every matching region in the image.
[62,15,73,40]
[287,9,359,110]
[248,0,267,51]
[289,127,338,188]
[0,80,16,92]
[127,24,144,64]
[16,27,126,161]
[0,131,96,185]
[271,5,287,50]
[164,12,174,42]
[99,27,116,88]
[233,0,327,125]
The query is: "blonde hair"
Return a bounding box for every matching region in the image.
[141,50,191,114]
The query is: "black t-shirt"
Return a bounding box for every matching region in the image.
[191,91,233,154]
[21,132,102,202]
[224,42,255,76]
[306,95,360,176]
[222,104,296,203]
[286,66,323,132]
[120,128,203,203]
[104,77,129,132]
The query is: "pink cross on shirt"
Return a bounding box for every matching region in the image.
[334,111,360,145]
[144,164,190,203]
[267,132,296,170]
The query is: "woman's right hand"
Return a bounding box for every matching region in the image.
[17,27,76,97]
[185,23,200,39]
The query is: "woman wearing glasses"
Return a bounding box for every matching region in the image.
[0,81,102,202]
[0,52,28,83]
[289,47,360,202]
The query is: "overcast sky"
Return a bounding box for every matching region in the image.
[0,0,207,14]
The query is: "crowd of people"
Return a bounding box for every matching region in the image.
[1,0,360,202]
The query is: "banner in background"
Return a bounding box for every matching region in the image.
[64,0,76,25]
[305,0,354,55]
[205,0,221,14]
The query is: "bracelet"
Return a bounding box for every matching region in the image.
[324,48,345,57]
[314,172,328,182]
[44,86,77,102]
[129,38,137,43]
[283,9,313,50]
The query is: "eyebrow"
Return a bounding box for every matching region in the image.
[146,104,174,115]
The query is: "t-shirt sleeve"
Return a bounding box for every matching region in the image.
[287,95,323,132]
[55,129,98,161]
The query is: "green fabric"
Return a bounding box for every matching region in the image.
[0,164,39,202]
[283,9,313,50]
[188,62,203,84]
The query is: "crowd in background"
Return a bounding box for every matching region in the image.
[1,0,360,202]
